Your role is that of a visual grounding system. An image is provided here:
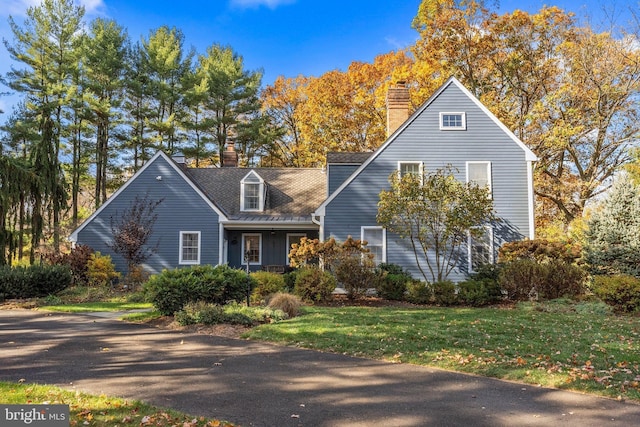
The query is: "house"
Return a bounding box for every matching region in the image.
[70,77,537,282]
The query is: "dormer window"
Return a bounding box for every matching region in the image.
[241,171,265,212]
[440,112,466,130]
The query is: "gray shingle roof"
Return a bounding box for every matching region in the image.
[184,167,327,221]
[326,152,373,164]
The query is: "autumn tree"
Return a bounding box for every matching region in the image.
[377,166,496,283]
[410,0,640,231]
[108,195,163,276]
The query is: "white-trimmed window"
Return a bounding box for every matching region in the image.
[466,161,492,197]
[242,233,262,265]
[468,226,493,273]
[241,171,265,212]
[179,231,201,265]
[286,233,306,264]
[398,161,423,179]
[440,112,466,130]
[362,226,386,265]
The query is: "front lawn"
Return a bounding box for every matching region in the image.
[243,300,640,401]
[0,381,234,426]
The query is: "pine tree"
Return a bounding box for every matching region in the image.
[585,177,640,277]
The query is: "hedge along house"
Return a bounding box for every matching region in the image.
[69,139,327,275]
[70,77,537,281]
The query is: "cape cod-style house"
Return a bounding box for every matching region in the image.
[70,77,537,282]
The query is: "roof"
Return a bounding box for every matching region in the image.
[326,152,373,164]
[184,167,326,222]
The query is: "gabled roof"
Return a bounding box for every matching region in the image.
[69,151,227,242]
[315,76,538,216]
[184,167,326,222]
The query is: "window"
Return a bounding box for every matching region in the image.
[398,161,422,178]
[242,233,262,265]
[241,171,265,211]
[179,231,200,264]
[440,112,466,130]
[362,226,386,265]
[468,226,493,273]
[466,161,492,197]
[286,233,306,264]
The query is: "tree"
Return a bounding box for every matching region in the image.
[83,18,128,208]
[3,0,84,255]
[142,26,191,153]
[108,195,163,276]
[377,166,496,283]
[585,177,640,277]
[197,44,263,166]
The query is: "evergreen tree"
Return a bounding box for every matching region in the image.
[585,177,640,277]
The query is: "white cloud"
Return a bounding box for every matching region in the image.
[1,0,105,17]
[230,0,295,10]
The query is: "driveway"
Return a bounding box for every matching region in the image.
[1,309,639,426]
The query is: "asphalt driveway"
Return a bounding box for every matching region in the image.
[1,309,639,426]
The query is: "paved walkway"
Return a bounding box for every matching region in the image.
[1,309,639,426]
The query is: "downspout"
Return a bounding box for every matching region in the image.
[311,213,324,241]
[218,222,225,265]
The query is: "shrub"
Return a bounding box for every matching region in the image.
[87,252,120,287]
[0,265,72,299]
[334,256,377,300]
[267,292,302,318]
[43,244,94,286]
[537,260,586,300]
[432,280,457,306]
[294,266,336,303]
[457,278,502,306]
[499,259,586,301]
[376,273,411,301]
[499,259,547,301]
[592,274,640,313]
[175,301,289,326]
[175,301,225,325]
[144,264,252,315]
[499,239,582,264]
[282,270,298,293]
[122,264,150,290]
[405,280,431,304]
[376,263,407,275]
[250,271,286,304]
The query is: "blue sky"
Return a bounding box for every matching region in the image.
[0,0,635,121]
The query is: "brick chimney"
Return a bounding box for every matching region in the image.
[222,138,238,167]
[386,81,410,137]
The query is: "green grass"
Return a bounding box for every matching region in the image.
[243,300,640,401]
[0,381,234,426]
[39,302,153,313]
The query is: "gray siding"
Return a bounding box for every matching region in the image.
[76,155,220,275]
[327,164,360,195]
[323,83,531,282]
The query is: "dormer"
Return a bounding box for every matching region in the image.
[240,170,265,212]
